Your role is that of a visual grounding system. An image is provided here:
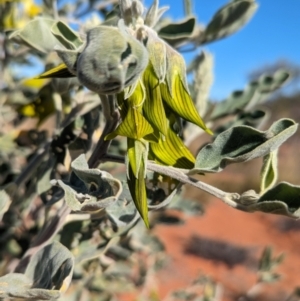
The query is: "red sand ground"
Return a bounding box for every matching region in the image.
[152,198,300,301]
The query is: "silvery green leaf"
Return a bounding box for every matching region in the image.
[106,198,137,227]
[25,241,74,293]
[145,0,159,27]
[9,18,65,53]
[52,155,122,213]
[258,246,284,272]
[210,69,290,119]
[257,69,291,93]
[51,21,83,50]
[260,150,278,193]
[144,0,169,28]
[158,16,196,47]
[0,183,16,221]
[193,51,214,117]
[192,119,297,173]
[0,273,61,300]
[0,242,73,299]
[75,237,120,265]
[201,0,258,44]
[213,109,270,136]
[258,247,284,283]
[248,182,300,218]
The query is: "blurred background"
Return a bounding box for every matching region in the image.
[1,0,300,300]
[144,0,300,100]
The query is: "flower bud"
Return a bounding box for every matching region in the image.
[76,23,148,94]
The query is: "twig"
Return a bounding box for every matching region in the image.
[102,154,249,212]
[14,142,51,187]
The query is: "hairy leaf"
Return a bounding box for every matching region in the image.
[0,241,73,299]
[144,0,169,28]
[0,273,61,300]
[192,119,297,173]
[248,182,300,218]
[211,69,290,119]
[75,237,120,265]
[9,18,65,53]
[51,21,83,50]
[192,51,214,117]
[201,0,258,44]
[25,241,74,292]
[0,183,16,221]
[158,16,196,46]
[106,197,138,227]
[52,155,122,212]
[213,109,270,136]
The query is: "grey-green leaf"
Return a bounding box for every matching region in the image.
[0,273,61,300]
[260,150,278,193]
[213,109,270,136]
[51,21,83,50]
[192,51,214,117]
[9,18,65,53]
[25,241,74,292]
[191,119,297,173]
[158,16,196,46]
[106,197,137,227]
[0,183,16,221]
[201,0,258,44]
[52,155,122,213]
[248,182,300,218]
[211,69,290,119]
[0,241,73,299]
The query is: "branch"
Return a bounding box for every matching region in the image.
[103,154,250,212]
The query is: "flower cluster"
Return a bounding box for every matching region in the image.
[38,0,212,227]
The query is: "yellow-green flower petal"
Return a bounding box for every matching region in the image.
[161,79,213,135]
[127,138,148,178]
[150,116,195,169]
[21,77,50,90]
[142,65,168,136]
[37,63,74,79]
[106,81,154,140]
[165,45,189,95]
[162,45,213,135]
[105,106,154,140]
[127,154,149,228]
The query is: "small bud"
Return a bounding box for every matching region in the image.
[132,0,144,18]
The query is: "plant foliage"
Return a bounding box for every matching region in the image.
[0,0,299,299]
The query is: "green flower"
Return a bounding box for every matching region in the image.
[36,0,212,227]
[103,28,212,227]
